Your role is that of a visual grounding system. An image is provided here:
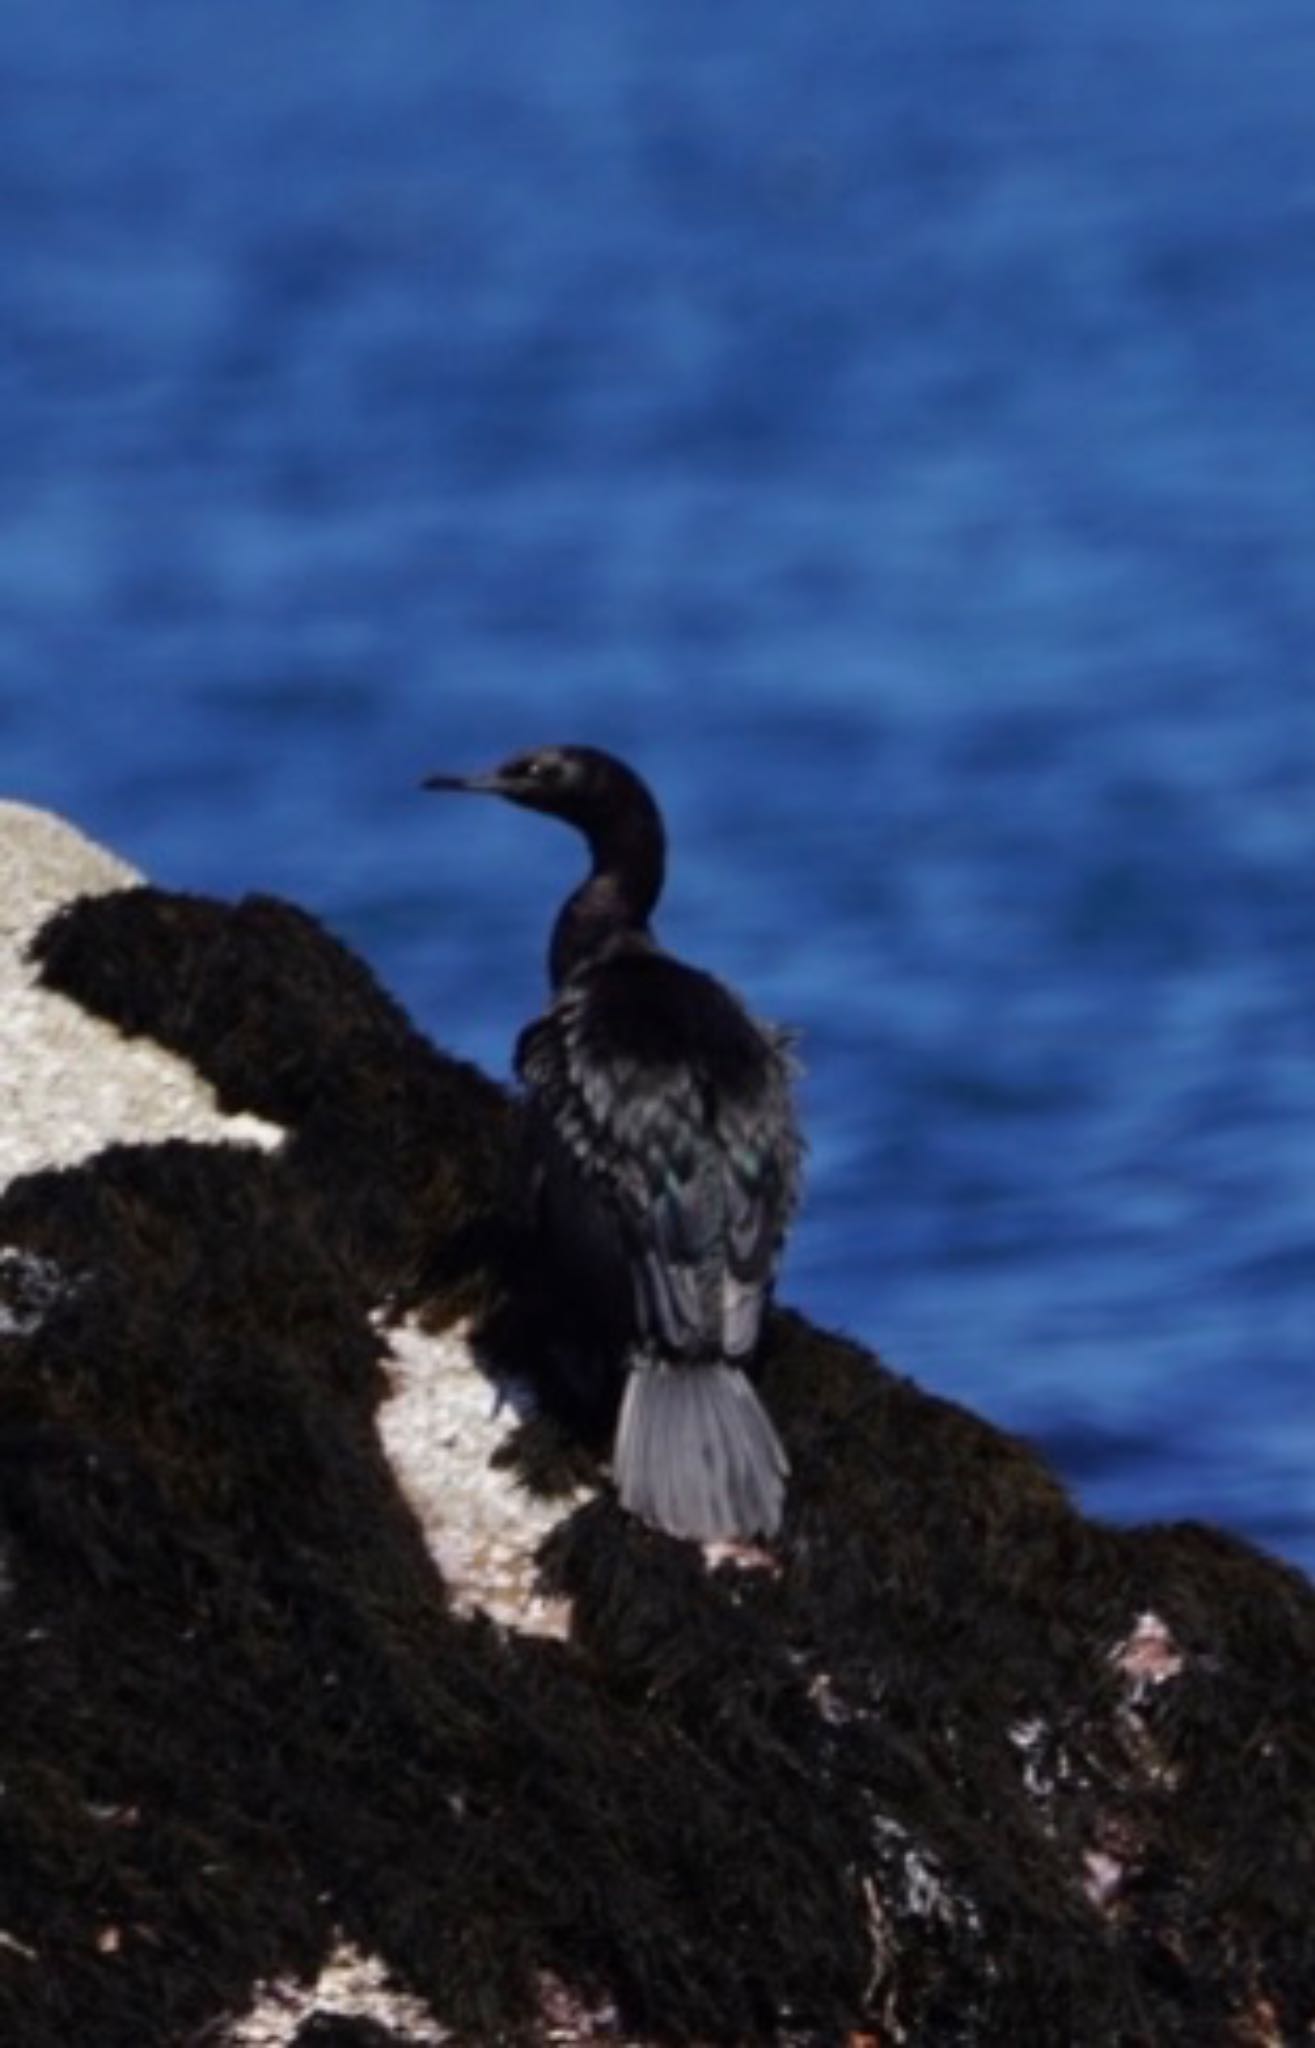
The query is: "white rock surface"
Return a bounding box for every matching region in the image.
[227,1941,451,2047]
[0,800,282,1186]
[378,1317,589,1638]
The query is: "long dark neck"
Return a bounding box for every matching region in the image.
[549,787,666,987]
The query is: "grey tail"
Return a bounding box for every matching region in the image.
[613,1358,789,1543]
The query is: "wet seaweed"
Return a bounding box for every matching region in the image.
[0,883,1309,2044]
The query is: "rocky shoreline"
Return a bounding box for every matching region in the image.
[1,802,1311,2046]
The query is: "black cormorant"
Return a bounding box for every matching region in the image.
[423,744,802,1542]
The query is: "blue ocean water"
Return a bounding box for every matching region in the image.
[2,2,1312,1567]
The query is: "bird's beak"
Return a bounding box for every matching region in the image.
[421,771,503,795]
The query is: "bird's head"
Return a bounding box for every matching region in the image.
[422,744,654,837]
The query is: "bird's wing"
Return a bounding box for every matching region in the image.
[712,1024,803,1355]
[517,987,801,1360]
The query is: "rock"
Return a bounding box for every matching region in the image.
[0,803,1311,2047]
[0,802,281,1185]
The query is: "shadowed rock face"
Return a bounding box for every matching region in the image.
[0,860,1311,2045]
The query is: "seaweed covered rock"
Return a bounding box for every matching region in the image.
[1,802,1312,2047]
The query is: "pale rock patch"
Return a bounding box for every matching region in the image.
[0,801,282,1191]
[376,1316,592,1638]
[224,1940,451,2046]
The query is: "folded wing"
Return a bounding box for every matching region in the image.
[516,954,801,1361]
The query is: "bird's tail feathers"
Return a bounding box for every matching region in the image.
[613,1357,788,1542]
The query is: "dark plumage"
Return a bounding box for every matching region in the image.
[423,744,802,1541]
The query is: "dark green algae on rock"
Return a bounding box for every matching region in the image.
[0,874,1310,2045]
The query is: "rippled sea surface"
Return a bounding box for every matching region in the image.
[3,2,1313,1567]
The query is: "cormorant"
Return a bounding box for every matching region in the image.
[423,744,802,1542]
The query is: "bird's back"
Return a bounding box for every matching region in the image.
[516,941,800,1365]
